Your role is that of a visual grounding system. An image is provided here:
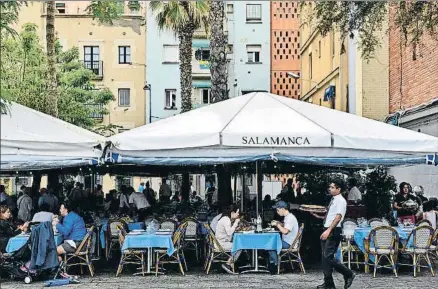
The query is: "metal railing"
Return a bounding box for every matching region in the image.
[81,60,103,79]
[85,103,104,120]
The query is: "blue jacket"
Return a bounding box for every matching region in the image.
[30,222,58,270]
[56,212,86,241]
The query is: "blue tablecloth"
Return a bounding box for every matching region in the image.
[6,234,63,254]
[121,233,175,256]
[100,221,145,249]
[232,232,282,255]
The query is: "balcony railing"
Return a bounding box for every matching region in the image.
[85,103,104,120]
[81,60,104,79]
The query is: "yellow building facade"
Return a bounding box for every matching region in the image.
[299,4,389,121]
[14,2,147,192]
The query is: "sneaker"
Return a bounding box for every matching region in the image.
[221,264,237,275]
[317,283,336,289]
[344,273,355,289]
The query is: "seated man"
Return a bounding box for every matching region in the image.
[53,203,86,260]
[268,201,299,274]
[32,203,54,223]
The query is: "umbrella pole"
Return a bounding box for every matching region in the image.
[241,174,245,213]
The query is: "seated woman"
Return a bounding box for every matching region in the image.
[215,204,241,274]
[52,202,86,260]
[0,205,29,253]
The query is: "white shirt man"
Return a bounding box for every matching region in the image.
[129,192,150,210]
[324,194,347,228]
[347,186,362,202]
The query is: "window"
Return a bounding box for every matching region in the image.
[227,44,233,54]
[118,88,130,107]
[201,89,211,104]
[195,48,210,61]
[246,4,261,22]
[163,45,179,63]
[227,4,234,14]
[165,89,177,109]
[56,3,66,14]
[83,46,100,75]
[309,53,313,79]
[118,46,131,64]
[246,45,261,63]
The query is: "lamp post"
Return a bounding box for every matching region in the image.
[143,84,152,124]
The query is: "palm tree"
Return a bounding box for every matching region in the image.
[46,0,58,117]
[150,1,209,113]
[209,1,227,103]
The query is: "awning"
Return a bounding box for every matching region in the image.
[324,85,336,101]
[192,79,211,88]
[192,39,209,49]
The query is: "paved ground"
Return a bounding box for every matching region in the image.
[1,269,437,289]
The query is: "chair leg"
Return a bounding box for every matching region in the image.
[298,253,306,274]
[206,254,213,275]
[390,254,398,277]
[413,254,417,277]
[86,255,94,277]
[373,255,378,278]
[155,253,160,277]
[195,241,199,262]
[141,253,145,277]
[182,250,188,271]
[364,253,369,274]
[116,253,124,277]
[425,253,435,277]
[277,255,281,274]
[177,253,185,276]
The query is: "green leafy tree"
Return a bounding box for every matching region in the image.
[0,1,25,36]
[1,23,114,129]
[301,1,438,60]
[363,167,397,221]
[86,0,124,25]
[150,1,209,113]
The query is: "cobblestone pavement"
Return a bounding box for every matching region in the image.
[1,269,437,289]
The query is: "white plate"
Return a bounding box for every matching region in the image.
[128,232,143,235]
[132,229,146,233]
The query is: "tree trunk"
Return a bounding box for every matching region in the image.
[179,25,194,113]
[209,1,228,103]
[46,0,58,117]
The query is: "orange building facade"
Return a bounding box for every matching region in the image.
[270,1,300,99]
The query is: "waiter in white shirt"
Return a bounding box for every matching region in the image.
[311,179,355,289]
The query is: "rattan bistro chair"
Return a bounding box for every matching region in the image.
[204,223,232,274]
[115,225,146,277]
[106,219,127,260]
[64,226,95,277]
[155,222,188,276]
[368,218,383,228]
[277,223,306,274]
[340,220,362,269]
[160,219,178,232]
[399,225,435,277]
[364,226,399,277]
[181,217,200,264]
[429,229,438,260]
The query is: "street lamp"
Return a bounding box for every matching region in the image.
[286,72,300,79]
[143,84,152,124]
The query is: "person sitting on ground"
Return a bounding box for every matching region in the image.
[0,205,29,253]
[17,187,33,222]
[215,204,241,274]
[267,201,299,274]
[32,203,54,223]
[53,203,86,260]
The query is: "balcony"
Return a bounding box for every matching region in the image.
[85,103,104,120]
[81,60,104,80]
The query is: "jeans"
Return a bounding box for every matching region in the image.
[268,240,290,265]
[321,227,353,285]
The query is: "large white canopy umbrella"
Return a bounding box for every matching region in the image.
[108,92,438,167]
[1,102,105,171]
